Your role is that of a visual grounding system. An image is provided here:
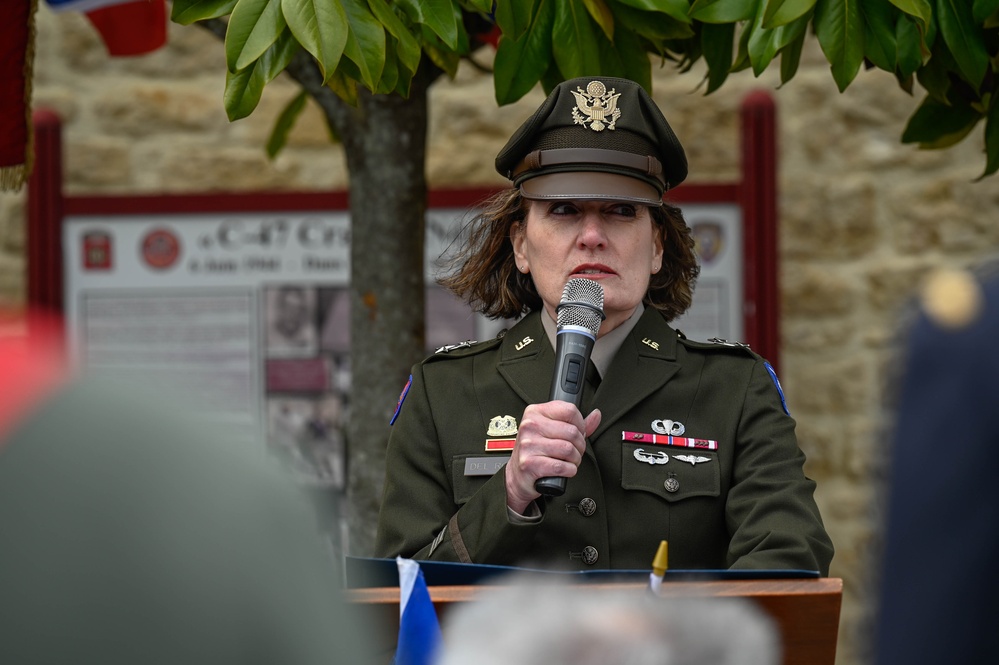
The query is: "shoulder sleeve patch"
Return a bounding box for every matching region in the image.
[763,361,790,416]
[389,374,412,425]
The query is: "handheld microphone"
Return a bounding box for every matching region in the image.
[535,278,605,497]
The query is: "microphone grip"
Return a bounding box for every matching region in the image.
[535,330,594,497]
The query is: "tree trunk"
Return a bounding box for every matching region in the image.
[337,70,434,556]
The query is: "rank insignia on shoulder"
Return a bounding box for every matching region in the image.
[435,340,477,354]
[707,337,750,348]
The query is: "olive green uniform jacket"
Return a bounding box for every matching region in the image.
[375,308,833,574]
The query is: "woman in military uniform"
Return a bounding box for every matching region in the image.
[375,76,833,573]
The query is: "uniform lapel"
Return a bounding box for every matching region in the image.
[590,308,680,440]
[496,312,553,406]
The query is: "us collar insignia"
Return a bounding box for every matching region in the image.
[571,81,621,132]
[485,415,518,452]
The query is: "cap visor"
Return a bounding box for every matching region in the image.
[519,172,662,206]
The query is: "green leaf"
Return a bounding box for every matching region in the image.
[973,0,999,22]
[615,0,691,22]
[613,3,695,44]
[763,0,816,28]
[260,29,300,80]
[895,13,923,79]
[749,6,810,75]
[495,0,537,40]
[860,0,897,72]
[375,37,400,94]
[730,13,755,72]
[916,38,958,102]
[595,19,652,88]
[266,90,308,158]
[888,0,931,30]
[223,61,267,121]
[552,2,604,78]
[171,0,238,25]
[420,25,461,77]
[814,0,866,91]
[326,68,360,106]
[779,25,807,84]
[689,0,755,23]
[494,0,554,104]
[400,0,459,49]
[901,95,981,148]
[367,0,422,75]
[227,0,286,72]
[583,0,615,40]
[341,0,385,91]
[701,21,734,92]
[461,0,494,13]
[281,0,349,82]
[979,93,999,179]
[937,0,989,86]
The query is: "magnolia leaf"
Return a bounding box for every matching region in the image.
[895,13,923,79]
[860,0,897,72]
[888,0,931,31]
[461,0,494,13]
[613,3,695,43]
[375,37,400,94]
[937,0,988,86]
[552,2,603,78]
[616,0,691,22]
[901,95,981,149]
[266,90,309,158]
[227,0,286,72]
[730,13,755,72]
[749,8,810,76]
[342,0,386,91]
[689,0,756,23]
[701,21,734,93]
[762,0,816,28]
[779,27,807,84]
[421,25,461,77]
[366,0,421,75]
[259,29,299,81]
[326,68,360,106]
[973,0,999,22]
[814,0,866,91]
[171,0,238,25]
[494,0,554,104]
[223,61,267,121]
[282,0,348,82]
[494,0,537,40]
[978,94,999,179]
[400,0,459,49]
[582,0,615,40]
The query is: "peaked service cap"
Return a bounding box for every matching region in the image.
[495,76,687,206]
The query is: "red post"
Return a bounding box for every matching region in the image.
[740,91,779,372]
[27,109,64,315]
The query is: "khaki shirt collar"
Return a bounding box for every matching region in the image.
[541,305,645,380]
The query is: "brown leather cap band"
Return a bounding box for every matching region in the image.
[511,148,665,184]
[519,171,663,206]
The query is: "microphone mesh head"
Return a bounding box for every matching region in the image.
[556,278,605,335]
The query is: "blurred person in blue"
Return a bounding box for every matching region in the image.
[0,314,373,665]
[874,266,999,664]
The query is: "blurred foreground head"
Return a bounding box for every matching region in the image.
[0,316,372,665]
[436,576,779,665]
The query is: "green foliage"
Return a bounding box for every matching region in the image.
[176,0,999,177]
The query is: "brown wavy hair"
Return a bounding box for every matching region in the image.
[438,189,700,321]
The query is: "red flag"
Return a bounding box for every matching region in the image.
[85,0,167,57]
[0,0,36,192]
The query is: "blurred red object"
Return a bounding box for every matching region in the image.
[0,311,69,442]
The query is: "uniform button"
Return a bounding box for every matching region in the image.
[582,546,598,565]
[578,497,597,516]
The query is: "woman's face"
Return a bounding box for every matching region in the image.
[511,198,663,335]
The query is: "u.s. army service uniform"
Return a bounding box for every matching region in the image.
[375,307,834,574]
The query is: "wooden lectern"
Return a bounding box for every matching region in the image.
[347,577,843,665]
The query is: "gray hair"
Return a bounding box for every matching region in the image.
[435,575,779,665]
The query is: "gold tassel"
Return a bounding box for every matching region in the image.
[0,0,38,193]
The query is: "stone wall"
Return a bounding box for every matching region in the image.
[4,8,999,665]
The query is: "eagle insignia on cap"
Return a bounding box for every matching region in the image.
[571,81,621,132]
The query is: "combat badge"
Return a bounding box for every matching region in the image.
[485,415,518,452]
[571,81,621,132]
